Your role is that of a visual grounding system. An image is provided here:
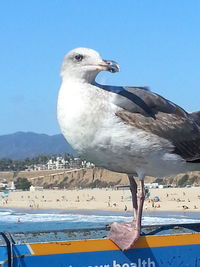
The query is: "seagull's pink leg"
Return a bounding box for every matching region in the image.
[134,178,145,239]
[108,177,145,251]
[128,175,138,219]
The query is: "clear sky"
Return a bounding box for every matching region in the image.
[1,1,200,135]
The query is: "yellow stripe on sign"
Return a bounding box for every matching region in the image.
[134,233,200,249]
[30,239,117,255]
[30,233,200,256]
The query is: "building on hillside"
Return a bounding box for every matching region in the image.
[81,160,95,168]
[47,157,69,170]
[24,156,94,171]
[25,164,47,171]
[33,164,47,171]
[69,158,82,169]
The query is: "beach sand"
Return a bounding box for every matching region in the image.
[1,186,200,213]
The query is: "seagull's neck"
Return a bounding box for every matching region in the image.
[62,71,98,84]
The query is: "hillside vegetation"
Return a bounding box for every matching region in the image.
[1,168,200,189]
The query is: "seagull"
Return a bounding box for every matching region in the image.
[57,47,200,250]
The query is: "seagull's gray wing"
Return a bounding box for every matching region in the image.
[190,111,200,127]
[99,84,200,162]
[97,84,185,117]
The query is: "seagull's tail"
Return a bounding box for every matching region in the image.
[190,111,200,127]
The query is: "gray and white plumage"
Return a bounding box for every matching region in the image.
[57,47,200,250]
[57,47,200,179]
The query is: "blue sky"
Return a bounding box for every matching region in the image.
[1,1,200,135]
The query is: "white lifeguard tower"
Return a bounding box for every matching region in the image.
[10,181,16,191]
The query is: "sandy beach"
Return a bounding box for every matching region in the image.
[1,186,200,213]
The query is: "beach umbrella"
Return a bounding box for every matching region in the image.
[154,196,160,202]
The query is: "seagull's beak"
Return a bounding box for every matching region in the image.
[99,60,120,73]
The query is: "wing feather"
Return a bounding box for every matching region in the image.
[97,83,200,161]
[112,87,200,162]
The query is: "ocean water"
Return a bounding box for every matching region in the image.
[0,208,199,233]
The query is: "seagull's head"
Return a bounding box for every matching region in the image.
[61,47,120,82]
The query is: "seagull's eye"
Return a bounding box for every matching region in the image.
[74,54,84,62]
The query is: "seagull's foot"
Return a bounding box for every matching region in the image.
[108,221,140,251]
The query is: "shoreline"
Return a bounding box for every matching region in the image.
[1,203,200,214]
[1,187,200,213]
[1,206,200,219]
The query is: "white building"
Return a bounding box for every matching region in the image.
[10,181,16,191]
[33,164,47,171]
[30,185,43,191]
[40,156,94,171]
[47,157,69,170]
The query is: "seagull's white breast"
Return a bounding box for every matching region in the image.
[57,80,187,177]
[57,81,111,152]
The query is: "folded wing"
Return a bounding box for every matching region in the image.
[101,85,200,162]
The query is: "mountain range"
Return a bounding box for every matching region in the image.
[0,132,75,159]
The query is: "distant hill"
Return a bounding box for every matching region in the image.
[0,132,75,159]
